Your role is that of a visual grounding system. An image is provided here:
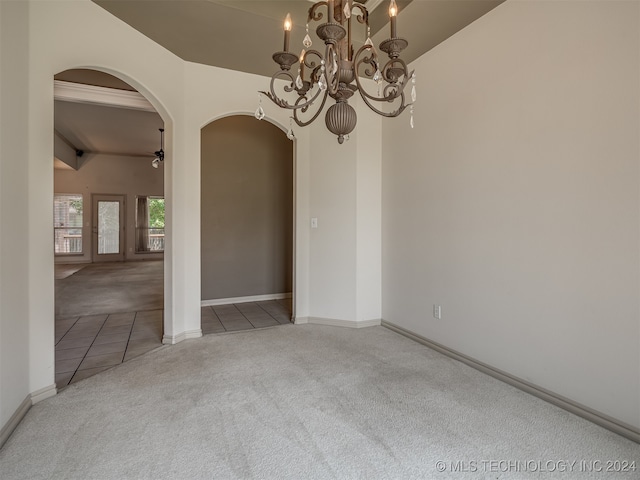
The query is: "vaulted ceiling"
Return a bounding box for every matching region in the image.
[55,0,504,165]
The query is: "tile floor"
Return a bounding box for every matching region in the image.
[55,309,163,388]
[55,299,292,389]
[201,299,292,334]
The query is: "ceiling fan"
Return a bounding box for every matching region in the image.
[151,128,164,168]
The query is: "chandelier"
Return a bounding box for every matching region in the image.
[258,0,415,144]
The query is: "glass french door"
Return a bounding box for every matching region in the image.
[92,194,125,262]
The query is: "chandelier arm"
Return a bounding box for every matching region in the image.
[261,87,324,111]
[301,49,324,88]
[293,90,329,127]
[308,1,327,23]
[355,71,410,103]
[358,87,409,118]
[303,49,323,70]
[354,44,412,102]
[261,72,325,111]
[353,44,377,80]
[382,58,409,84]
[353,51,413,116]
[351,2,369,25]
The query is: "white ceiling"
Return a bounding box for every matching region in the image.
[55,0,504,164]
[55,100,164,158]
[54,72,165,165]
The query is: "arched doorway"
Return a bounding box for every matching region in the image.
[200,115,294,333]
[53,68,166,387]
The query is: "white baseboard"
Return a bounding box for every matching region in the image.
[382,320,640,444]
[0,395,31,449]
[0,383,57,449]
[54,258,89,265]
[162,329,202,345]
[295,316,381,328]
[201,292,291,307]
[31,384,57,404]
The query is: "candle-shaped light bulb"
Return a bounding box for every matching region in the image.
[389,0,398,17]
[283,13,292,52]
[389,0,397,38]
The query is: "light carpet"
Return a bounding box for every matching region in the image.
[1,325,638,479]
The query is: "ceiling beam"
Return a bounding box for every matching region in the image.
[54,80,155,112]
[54,131,79,170]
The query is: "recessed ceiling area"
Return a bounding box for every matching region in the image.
[92,0,505,77]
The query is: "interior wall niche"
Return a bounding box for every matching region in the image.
[200,115,293,301]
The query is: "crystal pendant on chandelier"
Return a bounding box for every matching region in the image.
[295,72,304,90]
[287,118,296,140]
[255,93,265,120]
[254,94,265,120]
[411,73,417,102]
[318,74,327,91]
[343,1,351,19]
[410,105,414,129]
[373,69,382,84]
[365,26,373,47]
[303,23,312,48]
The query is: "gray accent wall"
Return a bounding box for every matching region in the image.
[201,115,293,301]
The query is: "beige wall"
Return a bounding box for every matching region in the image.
[200,116,293,301]
[54,154,164,263]
[382,0,640,429]
[0,0,31,437]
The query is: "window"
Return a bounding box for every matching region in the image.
[54,194,83,254]
[135,196,164,253]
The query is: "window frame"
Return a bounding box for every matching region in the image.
[135,195,165,254]
[53,193,84,256]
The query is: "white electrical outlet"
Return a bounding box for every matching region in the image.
[433,305,441,320]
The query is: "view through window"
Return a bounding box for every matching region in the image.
[136,196,165,253]
[97,200,121,255]
[54,194,83,254]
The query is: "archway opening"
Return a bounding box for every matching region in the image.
[53,68,166,387]
[200,115,294,332]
